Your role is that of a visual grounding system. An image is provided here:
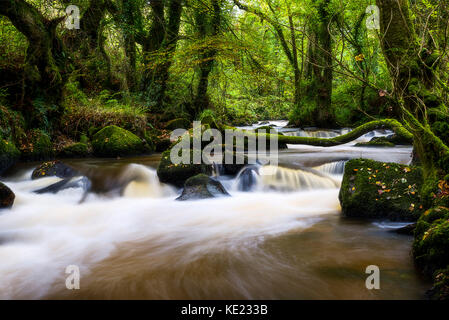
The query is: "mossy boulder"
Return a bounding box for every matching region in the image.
[157,149,213,187]
[0,181,15,209]
[339,159,424,221]
[92,125,150,157]
[31,161,79,180]
[176,174,230,201]
[165,118,191,131]
[0,138,20,175]
[59,143,89,158]
[20,129,54,161]
[157,140,249,187]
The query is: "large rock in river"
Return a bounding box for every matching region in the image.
[339,159,424,221]
[92,125,150,157]
[0,181,14,209]
[32,161,79,180]
[176,174,230,201]
[157,149,213,187]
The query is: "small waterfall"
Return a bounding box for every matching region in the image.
[258,166,340,191]
[120,164,175,198]
[314,160,347,175]
[234,165,260,191]
[234,165,340,192]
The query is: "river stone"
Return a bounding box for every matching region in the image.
[31,161,79,180]
[339,159,424,221]
[0,182,14,209]
[176,174,230,201]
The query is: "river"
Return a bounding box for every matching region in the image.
[0,121,430,299]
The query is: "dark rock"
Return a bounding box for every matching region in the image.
[157,149,213,187]
[0,181,14,209]
[393,223,416,235]
[176,174,230,201]
[339,159,424,221]
[34,176,91,195]
[31,161,79,180]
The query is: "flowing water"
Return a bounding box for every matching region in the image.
[0,121,430,299]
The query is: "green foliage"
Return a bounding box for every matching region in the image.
[59,143,89,158]
[0,137,20,174]
[19,129,54,161]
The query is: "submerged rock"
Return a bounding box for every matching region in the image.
[0,138,20,174]
[176,174,229,201]
[92,125,150,157]
[31,161,79,180]
[0,181,14,209]
[339,159,424,221]
[34,176,91,196]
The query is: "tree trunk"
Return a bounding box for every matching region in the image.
[304,0,333,127]
[141,0,182,110]
[193,0,222,117]
[376,0,449,204]
[0,0,67,113]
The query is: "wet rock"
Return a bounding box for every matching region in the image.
[393,223,416,235]
[92,125,150,157]
[157,149,213,187]
[157,145,248,187]
[31,161,79,180]
[176,174,230,201]
[34,176,91,194]
[0,181,14,209]
[0,138,20,175]
[339,159,424,221]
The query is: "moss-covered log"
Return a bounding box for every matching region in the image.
[229,119,413,147]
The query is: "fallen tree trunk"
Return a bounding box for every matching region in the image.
[229,119,413,147]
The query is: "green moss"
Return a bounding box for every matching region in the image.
[92,125,150,157]
[413,208,449,276]
[428,267,449,300]
[59,142,89,158]
[19,129,54,161]
[339,159,424,221]
[0,138,20,174]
